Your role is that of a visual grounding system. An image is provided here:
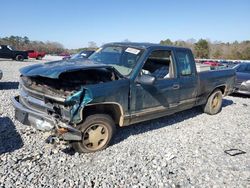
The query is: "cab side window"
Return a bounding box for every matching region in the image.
[142,50,175,79]
[176,50,193,76]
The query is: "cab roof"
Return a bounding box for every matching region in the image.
[105,42,188,50]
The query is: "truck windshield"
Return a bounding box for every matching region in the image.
[88,45,143,76]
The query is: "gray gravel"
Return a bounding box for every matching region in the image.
[0,58,250,187]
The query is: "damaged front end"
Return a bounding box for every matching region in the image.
[12,62,121,141]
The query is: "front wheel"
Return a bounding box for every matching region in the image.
[71,114,116,153]
[203,89,223,115]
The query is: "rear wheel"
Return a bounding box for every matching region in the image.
[71,114,116,153]
[15,55,24,61]
[203,89,223,115]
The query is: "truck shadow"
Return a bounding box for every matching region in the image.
[0,82,19,90]
[113,98,233,146]
[0,117,23,154]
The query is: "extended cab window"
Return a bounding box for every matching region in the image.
[142,50,175,79]
[176,50,193,76]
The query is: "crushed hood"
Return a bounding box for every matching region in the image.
[20,59,113,79]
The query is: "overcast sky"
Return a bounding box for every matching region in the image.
[1,0,250,48]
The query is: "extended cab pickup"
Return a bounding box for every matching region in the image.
[28,50,46,60]
[12,43,235,153]
[0,45,28,61]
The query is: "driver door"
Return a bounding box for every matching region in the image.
[129,49,180,123]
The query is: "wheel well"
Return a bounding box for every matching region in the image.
[215,85,226,95]
[16,54,24,59]
[205,85,226,103]
[81,103,123,126]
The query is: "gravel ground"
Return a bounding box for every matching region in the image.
[0,58,250,187]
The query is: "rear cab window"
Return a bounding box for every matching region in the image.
[175,49,196,76]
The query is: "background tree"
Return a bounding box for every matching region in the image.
[194,39,210,58]
[242,47,250,60]
[212,49,222,59]
[88,41,98,49]
[1,35,250,59]
[122,39,131,42]
[159,38,250,60]
[160,39,173,46]
[0,36,65,54]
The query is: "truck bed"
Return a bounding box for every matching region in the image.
[196,68,235,104]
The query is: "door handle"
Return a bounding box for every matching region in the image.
[172,84,180,90]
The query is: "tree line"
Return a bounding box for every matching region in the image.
[1,35,249,60]
[0,36,65,54]
[160,39,250,60]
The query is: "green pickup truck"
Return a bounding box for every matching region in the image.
[12,43,235,153]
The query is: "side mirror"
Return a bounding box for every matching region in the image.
[137,74,156,85]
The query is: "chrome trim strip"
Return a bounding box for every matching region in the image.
[20,88,53,110]
[130,99,196,118]
[179,98,196,104]
[130,106,167,117]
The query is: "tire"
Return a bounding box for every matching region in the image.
[203,89,223,115]
[15,55,24,61]
[71,114,116,153]
[36,56,42,60]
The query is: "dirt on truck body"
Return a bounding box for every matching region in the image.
[12,42,236,153]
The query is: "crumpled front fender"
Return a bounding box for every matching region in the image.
[65,87,93,123]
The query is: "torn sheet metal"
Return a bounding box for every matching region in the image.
[65,87,93,123]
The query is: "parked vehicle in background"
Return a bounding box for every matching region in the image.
[12,42,235,153]
[0,70,2,80]
[62,50,95,60]
[203,61,225,70]
[28,50,46,60]
[220,61,240,68]
[233,62,250,95]
[59,52,70,57]
[0,45,28,61]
